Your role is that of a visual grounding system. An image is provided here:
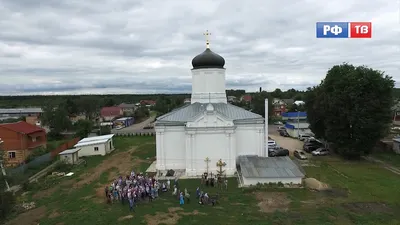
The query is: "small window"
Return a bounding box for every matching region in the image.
[94,147,99,151]
[8,152,16,159]
[32,137,36,142]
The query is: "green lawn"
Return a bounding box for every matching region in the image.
[371,151,400,168]
[9,137,400,225]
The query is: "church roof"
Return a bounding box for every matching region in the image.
[155,102,263,126]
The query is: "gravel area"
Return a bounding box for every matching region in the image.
[268,125,303,156]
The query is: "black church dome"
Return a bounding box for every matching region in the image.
[191,48,225,69]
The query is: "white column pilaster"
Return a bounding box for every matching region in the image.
[160,132,166,169]
[191,134,196,174]
[156,132,161,169]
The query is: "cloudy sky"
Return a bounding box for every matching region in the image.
[0,0,399,95]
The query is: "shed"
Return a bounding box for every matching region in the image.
[237,155,305,186]
[74,134,115,157]
[393,138,400,154]
[59,148,80,164]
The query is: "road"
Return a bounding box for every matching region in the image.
[268,125,303,155]
[112,115,156,134]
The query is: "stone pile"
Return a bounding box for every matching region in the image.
[21,201,36,210]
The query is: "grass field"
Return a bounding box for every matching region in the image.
[7,136,400,225]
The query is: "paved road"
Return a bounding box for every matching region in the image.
[112,116,156,134]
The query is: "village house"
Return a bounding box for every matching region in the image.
[183,98,191,104]
[118,103,137,115]
[100,106,123,122]
[272,98,288,116]
[241,94,252,103]
[140,100,156,107]
[69,114,87,124]
[0,121,47,167]
[227,96,237,103]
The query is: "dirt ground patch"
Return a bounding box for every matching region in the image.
[73,148,136,188]
[32,179,75,199]
[254,192,291,213]
[48,210,60,218]
[144,207,206,225]
[73,147,150,189]
[342,202,392,214]
[5,206,47,225]
[118,215,134,221]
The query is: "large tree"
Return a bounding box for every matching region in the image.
[305,63,394,158]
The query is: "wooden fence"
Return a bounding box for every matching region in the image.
[50,138,80,158]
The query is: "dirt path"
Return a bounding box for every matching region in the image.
[362,156,400,176]
[268,125,303,155]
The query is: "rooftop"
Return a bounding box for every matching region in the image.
[156,102,263,125]
[59,148,80,155]
[0,108,43,114]
[0,121,44,134]
[74,134,114,147]
[282,112,307,118]
[237,155,305,178]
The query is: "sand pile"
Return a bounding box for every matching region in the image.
[304,178,329,190]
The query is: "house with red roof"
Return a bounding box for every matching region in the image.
[140,100,156,107]
[241,95,252,102]
[100,106,123,122]
[0,121,47,167]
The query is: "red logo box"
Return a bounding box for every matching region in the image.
[350,22,372,38]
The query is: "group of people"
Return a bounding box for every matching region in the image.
[103,170,225,211]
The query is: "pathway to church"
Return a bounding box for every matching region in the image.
[268,125,303,155]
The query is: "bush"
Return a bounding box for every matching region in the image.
[53,161,73,172]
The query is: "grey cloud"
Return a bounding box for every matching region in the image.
[0,0,398,95]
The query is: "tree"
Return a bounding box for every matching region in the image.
[251,91,273,122]
[0,152,15,222]
[74,119,93,138]
[305,63,394,158]
[134,106,150,120]
[271,88,283,98]
[103,98,116,107]
[76,97,99,120]
[63,98,78,115]
[41,103,72,135]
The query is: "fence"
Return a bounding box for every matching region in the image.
[114,132,156,137]
[8,137,80,175]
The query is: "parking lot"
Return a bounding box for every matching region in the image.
[268,125,303,156]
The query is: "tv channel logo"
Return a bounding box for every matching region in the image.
[316,22,372,38]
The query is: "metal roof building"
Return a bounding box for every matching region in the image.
[237,155,305,186]
[73,134,115,157]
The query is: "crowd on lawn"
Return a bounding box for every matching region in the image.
[104,170,226,211]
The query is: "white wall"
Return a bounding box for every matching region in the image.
[188,130,233,176]
[191,68,227,104]
[156,126,186,170]
[235,124,265,157]
[286,128,312,138]
[242,177,302,186]
[78,143,107,157]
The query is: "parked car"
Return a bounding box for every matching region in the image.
[279,130,289,137]
[268,138,277,148]
[312,148,330,156]
[294,150,308,160]
[277,126,285,131]
[303,143,323,153]
[269,147,289,157]
[274,121,283,125]
[298,134,312,141]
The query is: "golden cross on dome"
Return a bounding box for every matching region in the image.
[203,30,211,48]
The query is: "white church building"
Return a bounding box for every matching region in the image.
[155,35,266,177]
